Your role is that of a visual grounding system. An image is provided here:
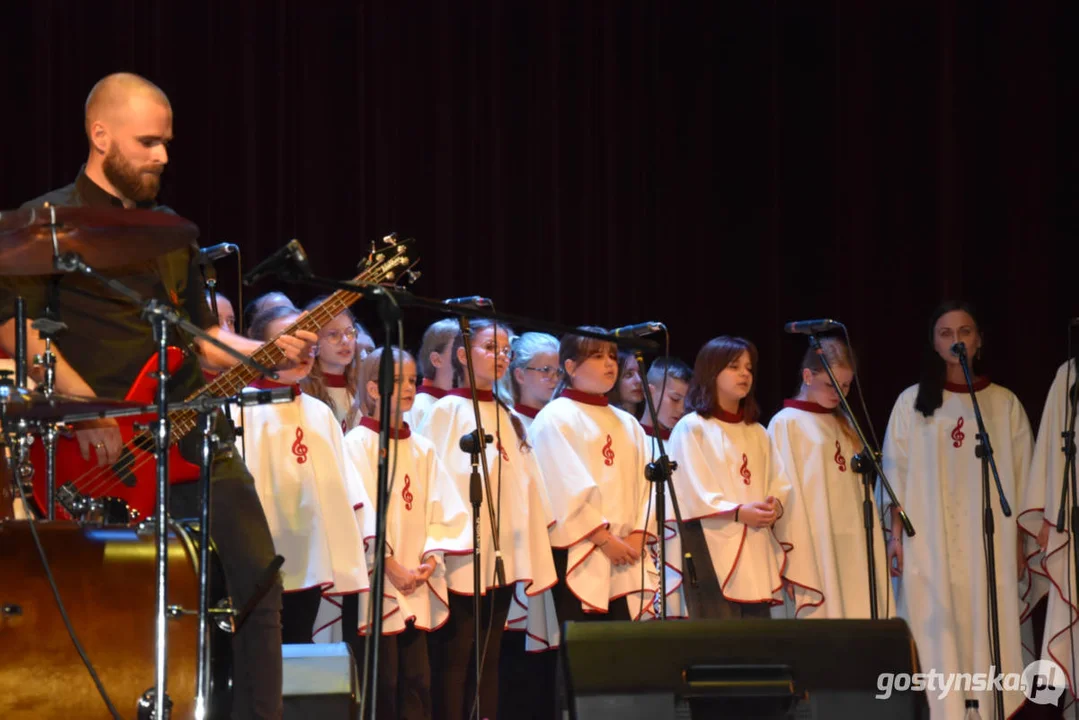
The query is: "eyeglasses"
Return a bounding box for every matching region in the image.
[525,365,563,380]
[322,327,359,345]
[479,343,513,359]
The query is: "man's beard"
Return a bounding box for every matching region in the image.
[102,143,161,203]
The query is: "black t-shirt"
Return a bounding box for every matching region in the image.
[0,171,213,401]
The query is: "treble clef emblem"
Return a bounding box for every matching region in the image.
[602,434,615,466]
[834,440,847,472]
[495,433,510,462]
[740,453,751,485]
[951,416,965,449]
[292,427,309,464]
[402,474,414,511]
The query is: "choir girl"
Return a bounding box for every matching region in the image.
[881,301,1038,719]
[411,318,459,431]
[499,331,561,429]
[300,298,364,432]
[767,336,888,619]
[236,305,373,643]
[639,356,691,440]
[243,290,296,336]
[417,319,557,720]
[529,328,680,625]
[342,347,471,720]
[667,336,791,619]
[1024,358,1078,709]
[608,351,645,416]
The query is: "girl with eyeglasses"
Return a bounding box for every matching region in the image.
[498,332,561,430]
[301,297,365,432]
[341,347,471,720]
[529,328,682,631]
[881,301,1042,719]
[236,305,373,645]
[417,319,557,720]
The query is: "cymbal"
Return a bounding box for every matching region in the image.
[0,205,199,275]
[0,385,143,423]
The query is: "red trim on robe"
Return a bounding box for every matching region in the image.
[1039,526,1079,697]
[714,407,745,424]
[323,372,348,388]
[447,387,495,402]
[514,403,540,419]
[358,416,412,439]
[250,376,302,394]
[641,423,672,441]
[560,388,610,407]
[782,399,832,414]
[417,382,448,399]
[943,376,991,393]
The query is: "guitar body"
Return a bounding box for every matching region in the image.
[29,348,201,521]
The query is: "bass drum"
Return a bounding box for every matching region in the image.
[0,520,232,719]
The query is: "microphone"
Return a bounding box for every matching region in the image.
[243,239,311,286]
[443,296,493,308]
[784,318,845,335]
[459,430,493,455]
[238,385,298,407]
[951,341,967,358]
[198,243,239,264]
[611,321,665,337]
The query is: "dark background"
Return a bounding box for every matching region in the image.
[1,0,1076,436]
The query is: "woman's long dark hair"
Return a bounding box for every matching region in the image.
[914,300,984,417]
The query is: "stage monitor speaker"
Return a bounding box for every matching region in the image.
[560,618,929,720]
[282,642,358,719]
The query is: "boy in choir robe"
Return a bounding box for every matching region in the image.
[1025,358,1078,711]
[768,336,891,619]
[639,356,691,440]
[499,331,561,430]
[882,301,1041,719]
[417,319,557,720]
[236,305,374,643]
[300,297,367,433]
[529,329,683,628]
[667,336,792,619]
[343,347,471,720]
[410,319,459,430]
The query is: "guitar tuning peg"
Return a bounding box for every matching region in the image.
[383,233,398,246]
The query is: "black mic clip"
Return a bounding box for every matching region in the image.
[243,239,311,286]
[459,430,494,456]
[851,450,881,476]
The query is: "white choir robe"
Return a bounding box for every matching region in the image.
[528,392,683,629]
[667,411,791,606]
[882,381,1037,720]
[1023,360,1078,710]
[640,422,688,620]
[409,385,447,435]
[233,385,373,641]
[767,401,892,620]
[513,403,540,432]
[417,389,558,648]
[322,372,358,433]
[343,418,471,635]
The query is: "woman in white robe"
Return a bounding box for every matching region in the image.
[498,331,561,432]
[883,302,1038,719]
[238,306,373,643]
[768,336,891,620]
[417,319,557,720]
[667,336,793,619]
[343,347,471,720]
[299,299,365,432]
[410,318,458,430]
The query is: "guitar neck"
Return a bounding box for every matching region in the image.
[168,282,368,441]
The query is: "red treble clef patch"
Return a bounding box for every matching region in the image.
[292,427,309,464]
[740,453,751,485]
[602,434,615,466]
[495,432,510,462]
[951,416,965,449]
[402,474,414,511]
[834,440,847,472]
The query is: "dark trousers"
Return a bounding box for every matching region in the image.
[340,595,434,720]
[281,586,323,644]
[680,519,771,620]
[429,586,515,720]
[550,548,632,623]
[173,442,283,720]
[498,630,558,720]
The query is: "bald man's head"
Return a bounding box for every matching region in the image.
[84,73,173,204]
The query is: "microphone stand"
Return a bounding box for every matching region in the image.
[1052,323,1079,688]
[955,342,1010,720]
[633,348,688,619]
[460,428,492,720]
[808,333,914,619]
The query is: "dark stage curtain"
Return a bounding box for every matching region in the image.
[1,0,1075,432]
